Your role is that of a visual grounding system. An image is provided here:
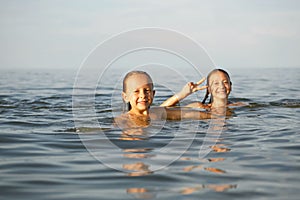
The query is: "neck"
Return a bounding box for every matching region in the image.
[127,109,151,128]
[129,109,150,116]
[211,98,228,109]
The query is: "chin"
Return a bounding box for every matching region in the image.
[216,95,227,99]
[137,105,148,111]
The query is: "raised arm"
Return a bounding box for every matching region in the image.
[160,77,207,107]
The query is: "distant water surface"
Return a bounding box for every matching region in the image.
[0,67,299,200]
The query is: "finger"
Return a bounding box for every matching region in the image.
[196,77,206,85]
[193,85,208,91]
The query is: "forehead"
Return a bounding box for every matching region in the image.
[126,74,153,90]
[209,71,230,82]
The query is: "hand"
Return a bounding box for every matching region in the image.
[180,77,207,97]
[160,77,207,107]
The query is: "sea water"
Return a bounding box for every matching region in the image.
[0,67,299,200]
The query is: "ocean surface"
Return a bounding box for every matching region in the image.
[0,67,299,200]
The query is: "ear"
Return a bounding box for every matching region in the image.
[153,90,156,97]
[122,92,128,102]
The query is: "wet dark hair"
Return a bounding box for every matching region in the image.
[202,69,232,104]
[122,70,153,112]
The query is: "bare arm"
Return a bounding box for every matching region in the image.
[160,77,207,107]
[185,102,206,109]
[164,107,210,120]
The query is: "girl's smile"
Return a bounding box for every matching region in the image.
[208,71,231,101]
[122,73,155,116]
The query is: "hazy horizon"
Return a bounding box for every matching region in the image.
[1,0,299,70]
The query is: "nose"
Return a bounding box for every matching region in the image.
[220,82,225,89]
[139,90,146,98]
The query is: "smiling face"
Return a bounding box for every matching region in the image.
[208,71,231,101]
[122,73,155,115]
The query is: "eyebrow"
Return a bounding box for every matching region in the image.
[132,84,153,90]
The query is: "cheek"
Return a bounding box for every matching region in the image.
[147,91,154,97]
[126,92,136,102]
[130,94,138,100]
[147,93,154,102]
[226,85,231,93]
[151,91,155,98]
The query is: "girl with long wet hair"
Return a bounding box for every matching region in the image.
[161,69,243,110]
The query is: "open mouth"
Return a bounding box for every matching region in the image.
[137,100,148,104]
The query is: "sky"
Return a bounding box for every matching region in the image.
[0,0,299,70]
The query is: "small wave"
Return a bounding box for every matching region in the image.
[1,120,50,127]
[246,99,300,108]
[57,127,112,133]
[230,97,252,102]
[0,94,72,113]
[269,99,300,108]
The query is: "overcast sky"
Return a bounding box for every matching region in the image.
[0,0,299,70]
